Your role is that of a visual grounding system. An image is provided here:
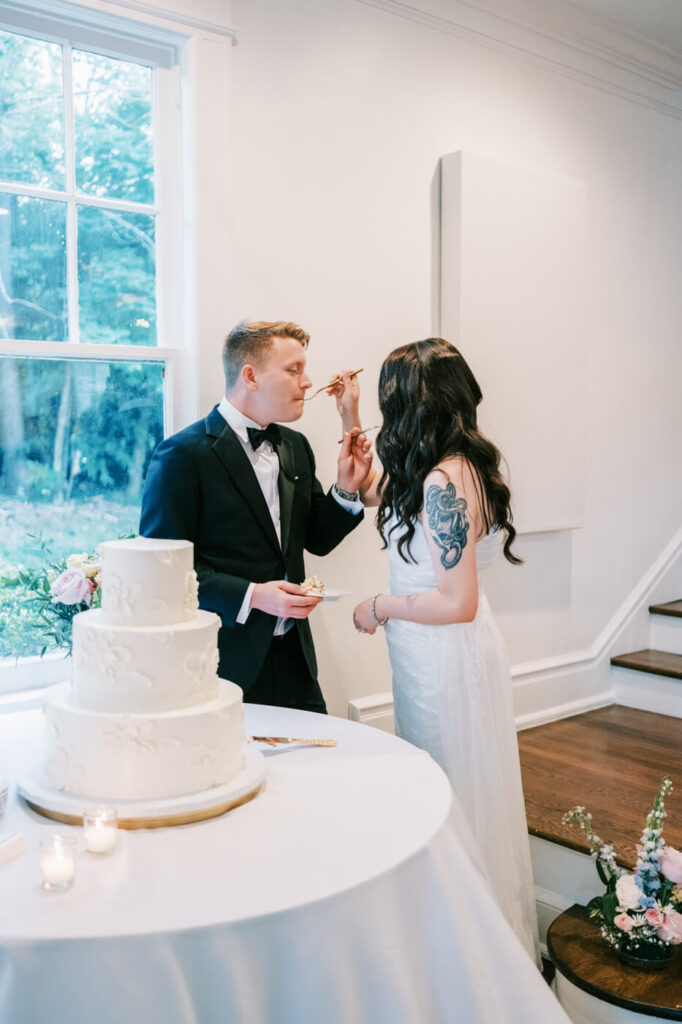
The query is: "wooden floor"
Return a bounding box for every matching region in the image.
[518,705,682,868]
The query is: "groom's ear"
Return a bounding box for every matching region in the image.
[242,364,258,391]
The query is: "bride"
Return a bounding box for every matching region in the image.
[334,338,539,962]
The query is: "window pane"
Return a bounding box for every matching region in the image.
[73,50,153,204]
[0,30,65,190]
[0,192,67,341]
[78,205,156,345]
[0,356,164,658]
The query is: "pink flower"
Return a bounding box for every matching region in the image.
[658,907,682,945]
[644,908,664,928]
[659,846,682,884]
[614,913,634,933]
[50,569,93,607]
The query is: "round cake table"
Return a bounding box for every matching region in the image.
[0,703,569,1024]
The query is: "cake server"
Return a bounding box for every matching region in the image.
[248,736,337,747]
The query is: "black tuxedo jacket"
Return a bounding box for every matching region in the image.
[139,406,362,690]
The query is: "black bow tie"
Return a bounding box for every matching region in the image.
[247,424,281,451]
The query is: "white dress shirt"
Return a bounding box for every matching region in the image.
[217,397,361,634]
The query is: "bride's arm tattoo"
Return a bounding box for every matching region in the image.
[425,482,469,569]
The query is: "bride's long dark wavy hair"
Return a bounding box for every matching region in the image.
[376,338,521,565]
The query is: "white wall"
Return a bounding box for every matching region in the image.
[202,0,681,717]
[63,0,680,720]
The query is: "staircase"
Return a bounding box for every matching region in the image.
[610,600,682,716]
[519,597,682,962]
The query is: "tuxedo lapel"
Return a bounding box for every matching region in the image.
[277,435,297,557]
[207,413,282,555]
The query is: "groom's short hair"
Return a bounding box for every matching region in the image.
[223,320,310,389]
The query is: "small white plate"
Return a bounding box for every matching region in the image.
[320,589,350,601]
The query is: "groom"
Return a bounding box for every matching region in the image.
[139,320,371,713]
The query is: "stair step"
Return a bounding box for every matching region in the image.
[548,905,682,1020]
[610,648,682,680]
[649,599,682,618]
[518,705,682,867]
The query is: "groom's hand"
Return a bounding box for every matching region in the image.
[250,580,322,619]
[337,428,373,494]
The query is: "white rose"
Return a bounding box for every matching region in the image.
[616,873,643,911]
[66,553,89,571]
[67,553,99,578]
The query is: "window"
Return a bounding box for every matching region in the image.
[0,14,186,685]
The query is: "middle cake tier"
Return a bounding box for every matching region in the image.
[71,608,221,712]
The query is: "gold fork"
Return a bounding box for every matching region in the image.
[337,424,380,444]
[305,368,363,401]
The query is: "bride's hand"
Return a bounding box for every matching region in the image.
[327,369,361,432]
[353,598,376,635]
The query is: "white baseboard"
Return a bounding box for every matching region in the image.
[348,693,395,733]
[515,691,613,731]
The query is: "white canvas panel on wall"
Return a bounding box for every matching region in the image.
[440,151,586,534]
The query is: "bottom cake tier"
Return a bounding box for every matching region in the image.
[43,679,245,801]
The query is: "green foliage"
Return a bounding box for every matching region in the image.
[0,499,140,658]
[586,895,605,924]
[0,29,163,659]
[0,535,99,655]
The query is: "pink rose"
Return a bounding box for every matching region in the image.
[659,846,682,884]
[614,913,634,933]
[644,908,664,928]
[658,907,682,945]
[50,569,93,607]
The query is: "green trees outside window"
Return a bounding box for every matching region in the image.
[0,29,167,661]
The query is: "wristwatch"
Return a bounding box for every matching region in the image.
[334,484,360,502]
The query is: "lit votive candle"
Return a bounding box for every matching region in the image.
[83,807,118,854]
[40,835,76,890]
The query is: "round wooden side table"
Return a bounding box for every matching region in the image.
[548,905,682,1023]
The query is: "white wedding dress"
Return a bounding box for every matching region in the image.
[385,519,539,963]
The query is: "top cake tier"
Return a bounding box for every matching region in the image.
[99,537,199,626]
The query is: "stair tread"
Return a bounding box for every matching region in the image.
[650,599,682,618]
[548,905,682,1017]
[610,649,682,680]
[518,705,682,868]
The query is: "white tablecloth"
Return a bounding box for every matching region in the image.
[0,704,569,1024]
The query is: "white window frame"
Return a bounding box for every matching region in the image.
[0,0,213,698]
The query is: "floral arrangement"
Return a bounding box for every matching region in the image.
[1,541,101,655]
[563,776,682,966]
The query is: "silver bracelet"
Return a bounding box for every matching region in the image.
[371,594,389,627]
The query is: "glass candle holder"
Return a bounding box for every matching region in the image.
[83,807,118,854]
[40,835,76,890]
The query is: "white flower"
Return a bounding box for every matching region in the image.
[66,552,100,578]
[616,873,644,911]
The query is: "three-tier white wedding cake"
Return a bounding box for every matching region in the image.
[42,537,244,801]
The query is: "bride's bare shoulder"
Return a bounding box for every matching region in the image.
[424,455,468,489]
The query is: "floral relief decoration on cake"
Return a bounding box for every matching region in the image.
[104,571,143,620]
[183,641,219,691]
[154,547,182,568]
[183,570,200,616]
[102,717,183,755]
[74,630,153,692]
[188,744,226,789]
[103,717,158,754]
[45,743,86,795]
